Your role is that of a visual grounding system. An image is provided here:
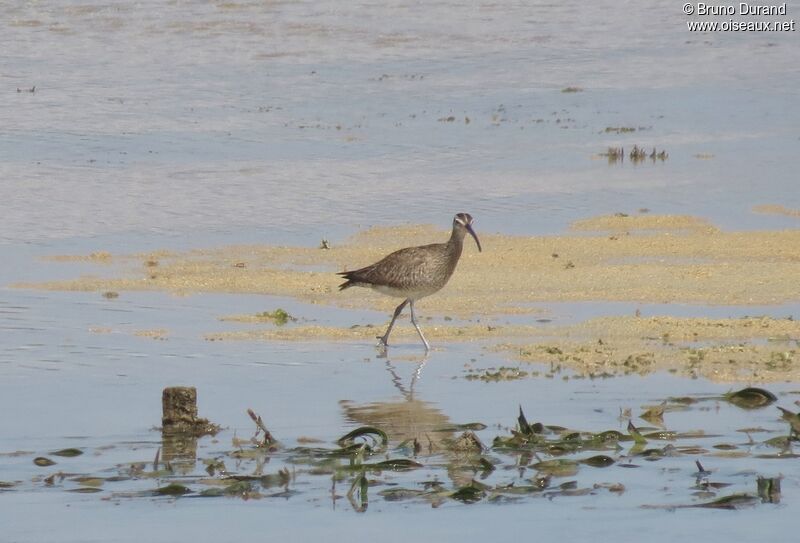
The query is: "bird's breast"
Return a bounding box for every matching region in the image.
[371,282,445,301]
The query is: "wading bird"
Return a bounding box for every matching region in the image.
[338,213,481,351]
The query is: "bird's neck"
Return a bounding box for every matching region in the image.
[446,226,465,260]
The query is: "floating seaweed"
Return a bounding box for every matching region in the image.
[723,387,777,409]
[254,308,295,325]
[600,145,668,164]
[51,448,83,458]
[10,387,797,513]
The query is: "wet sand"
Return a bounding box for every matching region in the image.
[205,315,800,382]
[22,213,800,309]
[16,213,800,382]
[753,204,800,219]
[502,315,800,383]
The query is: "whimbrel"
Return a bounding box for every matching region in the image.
[338,213,482,350]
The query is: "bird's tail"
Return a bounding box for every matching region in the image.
[337,271,355,291]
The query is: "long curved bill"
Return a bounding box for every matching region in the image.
[466,224,482,252]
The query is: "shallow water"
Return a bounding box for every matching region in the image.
[2,1,799,245]
[2,288,800,541]
[1,1,800,541]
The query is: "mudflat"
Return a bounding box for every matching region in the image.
[17,213,800,381]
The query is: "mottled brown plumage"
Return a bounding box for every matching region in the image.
[339,213,481,350]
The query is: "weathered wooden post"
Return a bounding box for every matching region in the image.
[161,386,220,473]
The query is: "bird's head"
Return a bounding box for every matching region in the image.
[454,213,481,252]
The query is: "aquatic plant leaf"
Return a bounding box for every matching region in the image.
[632,425,660,434]
[757,476,781,503]
[666,396,699,405]
[547,442,580,456]
[461,422,488,431]
[33,457,56,467]
[221,480,257,497]
[532,459,579,476]
[254,308,295,326]
[517,406,535,436]
[52,448,83,457]
[777,406,800,434]
[365,459,423,471]
[676,430,718,439]
[579,455,615,468]
[435,422,487,432]
[378,488,428,501]
[478,457,495,474]
[724,387,777,409]
[198,484,266,499]
[531,475,551,489]
[69,477,104,487]
[692,490,717,500]
[229,448,271,460]
[0,481,18,489]
[639,446,670,459]
[736,426,771,434]
[753,452,800,459]
[352,443,367,465]
[627,421,647,445]
[331,443,374,459]
[554,486,595,498]
[763,435,791,448]
[347,472,369,511]
[694,493,759,509]
[627,442,646,456]
[449,431,485,453]
[640,405,665,425]
[450,484,486,504]
[198,488,225,497]
[644,431,676,441]
[68,487,103,494]
[675,446,707,455]
[155,483,191,496]
[694,460,709,475]
[497,433,542,450]
[694,481,732,490]
[643,493,760,511]
[709,450,749,459]
[493,483,546,495]
[595,430,626,443]
[491,436,517,449]
[337,426,388,449]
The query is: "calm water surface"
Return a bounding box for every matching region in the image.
[1,0,798,243]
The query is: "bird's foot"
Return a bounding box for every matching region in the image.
[375,336,390,357]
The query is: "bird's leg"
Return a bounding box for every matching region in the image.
[408,300,430,351]
[377,299,408,347]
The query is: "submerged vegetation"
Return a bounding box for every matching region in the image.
[600,145,668,164]
[254,308,295,326]
[9,387,797,511]
[220,308,297,326]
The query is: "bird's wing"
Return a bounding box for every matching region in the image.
[344,244,443,289]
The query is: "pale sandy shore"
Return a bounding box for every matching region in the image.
[17,213,800,381]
